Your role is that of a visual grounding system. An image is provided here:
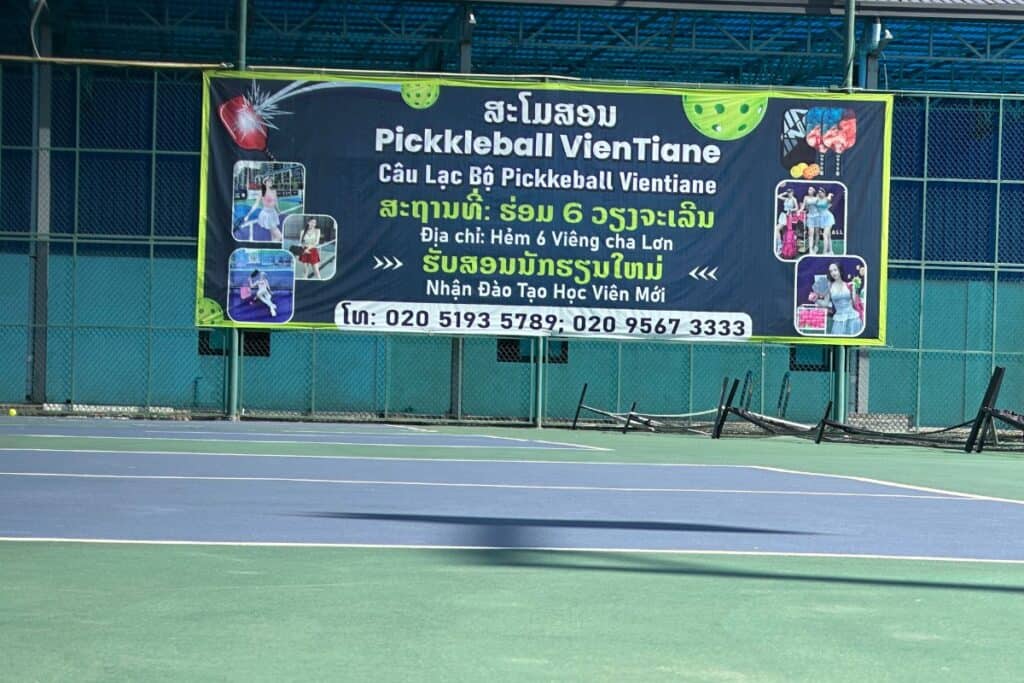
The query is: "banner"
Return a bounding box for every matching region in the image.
[197,72,891,345]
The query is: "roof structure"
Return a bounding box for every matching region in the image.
[2,0,1024,91]
[484,0,1024,22]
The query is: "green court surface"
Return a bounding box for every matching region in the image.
[4,427,1024,681]
[4,544,1024,682]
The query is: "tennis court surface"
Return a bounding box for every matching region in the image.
[4,416,1024,680]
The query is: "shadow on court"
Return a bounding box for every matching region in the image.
[448,549,1024,595]
[301,512,1024,595]
[299,511,816,560]
[300,511,817,547]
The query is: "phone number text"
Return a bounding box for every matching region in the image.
[336,302,751,340]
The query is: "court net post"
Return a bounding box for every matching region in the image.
[622,401,637,434]
[966,366,1005,453]
[814,400,833,444]
[571,383,588,430]
[776,371,792,419]
[739,371,753,411]
[712,378,740,439]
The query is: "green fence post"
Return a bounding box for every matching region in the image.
[226,0,247,421]
[535,337,545,428]
[237,0,248,70]
[27,21,53,404]
[228,329,240,419]
[833,345,847,423]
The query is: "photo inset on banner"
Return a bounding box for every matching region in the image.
[773,180,847,261]
[226,248,296,324]
[779,107,857,180]
[282,214,338,281]
[794,255,866,337]
[231,161,306,242]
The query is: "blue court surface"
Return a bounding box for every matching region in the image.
[2,417,1023,562]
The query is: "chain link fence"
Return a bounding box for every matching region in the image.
[228,332,832,425]
[3,61,1023,428]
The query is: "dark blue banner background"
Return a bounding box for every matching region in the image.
[200,74,890,343]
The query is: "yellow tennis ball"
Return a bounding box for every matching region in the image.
[7,408,16,416]
[802,163,821,179]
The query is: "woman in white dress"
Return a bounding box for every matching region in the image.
[775,188,800,257]
[241,176,283,242]
[248,269,277,317]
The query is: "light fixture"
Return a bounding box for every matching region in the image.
[876,28,893,52]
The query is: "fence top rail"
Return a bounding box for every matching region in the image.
[0,54,832,93]
[7,54,1024,100]
[0,53,231,70]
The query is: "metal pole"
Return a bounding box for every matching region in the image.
[227,0,248,419]
[834,346,847,423]
[856,40,872,419]
[310,330,317,415]
[535,337,545,428]
[831,0,856,420]
[856,349,870,413]
[69,67,80,407]
[843,0,856,90]
[449,337,463,419]
[861,18,886,90]
[759,343,766,414]
[27,17,51,404]
[0,53,229,69]
[459,4,474,73]
[228,329,241,419]
[147,72,158,410]
[992,98,1004,404]
[238,0,248,70]
[915,97,931,429]
[447,5,473,422]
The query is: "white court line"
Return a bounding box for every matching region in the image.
[0,446,626,462]
[140,430,447,439]
[379,424,435,433]
[1,446,1020,505]
[750,465,1024,507]
[279,425,437,434]
[0,422,436,434]
[0,471,973,499]
[2,536,1024,564]
[11,433,610,452]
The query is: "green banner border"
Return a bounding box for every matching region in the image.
[195,69,893,346]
